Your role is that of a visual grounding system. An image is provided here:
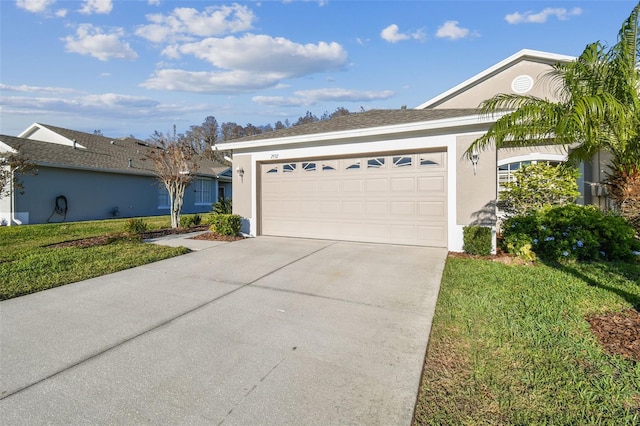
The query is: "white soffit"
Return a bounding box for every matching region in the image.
[414,49,575,109]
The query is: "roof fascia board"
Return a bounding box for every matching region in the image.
[33,161,219,178]
[415,49,575,109]
[223,113,501,151]
[34,161,156,177]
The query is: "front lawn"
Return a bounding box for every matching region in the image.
[414,257,640,425]
[0,217,190,300]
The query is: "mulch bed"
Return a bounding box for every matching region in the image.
[587,308,640,363]
[189,232,245,242]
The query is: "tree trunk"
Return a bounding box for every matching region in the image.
[607,168,640,234]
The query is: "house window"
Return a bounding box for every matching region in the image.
[393,156,412,167]
[302,162,317,172]
[195,178,212,205]
[345,160,361,170]
[158,185,170,209]
[283,163,297,173]
[322,161,337,171]
[218,186,226,201]
[419,154,440,166]
[367,157,385,169]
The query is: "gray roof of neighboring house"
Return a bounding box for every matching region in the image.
[222,109,481,144]
[1,124,230,177]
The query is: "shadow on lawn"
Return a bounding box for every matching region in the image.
[550,261,640,310]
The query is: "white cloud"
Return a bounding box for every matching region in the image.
[435,21,473,40]
[63,24,138,61]
[0,93,184,119]
[136,4,256,43]
[140,69,287,94]
[15,0,55,13]
[380,24,426,43]
[148,0,160,5]
[252,88,394,107]
[381,24,409,43]
[505,7,582,24]
[168,34,347,78]
[0,83,79,94]
[78,0,113,15]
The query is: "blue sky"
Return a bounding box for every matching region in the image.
[1,0,638,139]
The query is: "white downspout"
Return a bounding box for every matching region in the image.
[9,167,22,226]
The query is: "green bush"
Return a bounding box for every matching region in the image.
[123,218,149,234]
[180,214,202,228]
[210,214,242,236]
[499,162,580,217]
[213,198,232,215]
[463,225,492,256]
[501,204,639,262]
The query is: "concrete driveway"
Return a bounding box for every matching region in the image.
[0,236,446,425]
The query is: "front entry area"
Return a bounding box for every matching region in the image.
[259,151,448,247]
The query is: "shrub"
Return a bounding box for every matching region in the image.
[124,218,149,234]
[180,214,202,228]
[463,225,492,256]
[502,204,638,262]
[500,162,580,217]
[213,198,232,215]
[210,214,242,236]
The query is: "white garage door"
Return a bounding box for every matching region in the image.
[260,151,448,247]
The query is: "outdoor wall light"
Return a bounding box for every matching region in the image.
[236,166,245,182]
[471,149,480,175]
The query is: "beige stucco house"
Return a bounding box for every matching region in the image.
[222,49,605,251]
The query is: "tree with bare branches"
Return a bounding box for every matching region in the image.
[146,130,200,228]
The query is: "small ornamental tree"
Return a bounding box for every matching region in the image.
[500,162,580,217]
[0,152,37,199]
[146,131,200,228]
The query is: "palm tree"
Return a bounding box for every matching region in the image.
[468,3,640,231]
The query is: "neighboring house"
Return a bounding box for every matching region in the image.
[0,123,231,225]
[223,49,606,251]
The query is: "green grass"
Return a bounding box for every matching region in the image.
[0,217,190,300]
[414,257,640,425]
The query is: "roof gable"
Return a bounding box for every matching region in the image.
[415,49,575,109]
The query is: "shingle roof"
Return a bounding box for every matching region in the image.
[1,124,230,177]
[223,109,481,143]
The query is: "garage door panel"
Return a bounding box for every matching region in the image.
[318,180,340,192]
[365,178,388,192]
[342,201,363,215]
[418,201,446,218]
[417,176,445,192]
[342,180,363,192]
[390,177,415,192]
[261,152,448,247]
[390,201,415,216]
[365,201,388,216]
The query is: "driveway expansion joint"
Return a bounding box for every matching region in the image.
[0,241,337,402]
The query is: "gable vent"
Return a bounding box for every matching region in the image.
[511,75,534,94]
